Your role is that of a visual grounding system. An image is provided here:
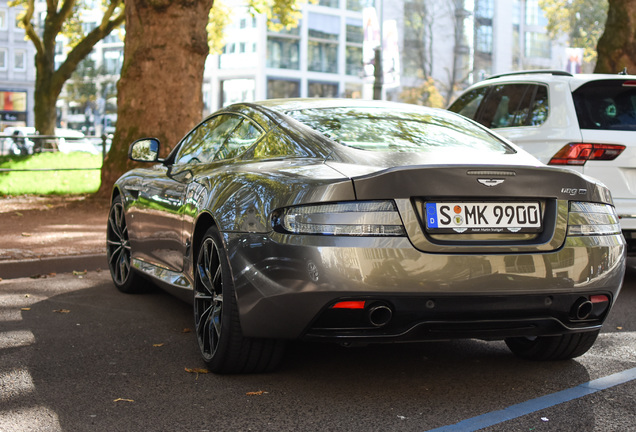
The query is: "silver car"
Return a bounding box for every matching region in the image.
[107,99,625,373]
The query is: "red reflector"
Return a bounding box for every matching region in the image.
[548,143,626,165]
[622,80,636,87]
[590,295,609,304]
[332,301,366,309]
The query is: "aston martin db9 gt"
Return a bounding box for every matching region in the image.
[107,99,625,373]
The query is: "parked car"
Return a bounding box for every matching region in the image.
[55,128,100,154]
[448,70,636,253]
[107,99,625,373]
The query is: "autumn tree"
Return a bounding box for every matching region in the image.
[97,0,306,196]
[595,0,636,73]
[539,0,607,66]
[12,0,125,137]
[400,0,469,107]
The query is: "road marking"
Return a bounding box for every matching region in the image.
[426,367,636,432]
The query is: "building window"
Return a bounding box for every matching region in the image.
[525,0,548,26]
[475,25,492,54]
[317,0,339,7]
[221,79,255,107]
[14,50,26,71]
[103,49,123,74]
[475,0,494,19]
[0,9,7,31]
[0,48,7,71]
[525,32,551,58]
[308,13,340,74]
[346,17,363,76]
[345,83,363,99]
[308,81,338,97]
[267,37,300,69]
[267,78,300,99]
[347,0,374,11]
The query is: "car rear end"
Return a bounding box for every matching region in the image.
[554,77,636,252]
[228,103,625,355]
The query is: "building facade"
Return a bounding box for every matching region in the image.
[0,0,36,132]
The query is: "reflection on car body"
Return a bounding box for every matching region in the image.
[107,98,625,374]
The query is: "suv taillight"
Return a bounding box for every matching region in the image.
[548,143,625,165]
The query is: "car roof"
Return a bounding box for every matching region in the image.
[247,98,441,115]
[474,70,636,92]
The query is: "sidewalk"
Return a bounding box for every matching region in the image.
[0,195,109,279]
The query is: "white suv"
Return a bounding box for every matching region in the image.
[449,70,636,252]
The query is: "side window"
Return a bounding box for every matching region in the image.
[448,87,488,120]
[214,119,263,161]
[477,84,549,129]
[174,115,242,165]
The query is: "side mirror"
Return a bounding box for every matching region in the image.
[129,138,160,162]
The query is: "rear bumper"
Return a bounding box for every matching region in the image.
[225,232,625,340]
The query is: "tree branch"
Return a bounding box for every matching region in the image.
[21,0,45,57]
[52,6,125,95]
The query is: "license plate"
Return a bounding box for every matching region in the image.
[425,202,542,234]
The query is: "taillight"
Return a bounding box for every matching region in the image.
[548,143,625,165]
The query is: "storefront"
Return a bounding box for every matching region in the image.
[0,90,28,131]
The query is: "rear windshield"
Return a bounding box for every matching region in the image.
[573,80,636,131]
[286,107,515,154]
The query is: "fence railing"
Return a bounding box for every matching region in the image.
[0,133,111,173]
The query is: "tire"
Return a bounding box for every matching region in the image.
[505,330,600,361]
[193,226,285,374]
[106,195,151,293]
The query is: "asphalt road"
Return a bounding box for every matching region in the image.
[1,266,634,432]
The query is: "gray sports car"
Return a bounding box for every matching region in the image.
[107,99,626,373]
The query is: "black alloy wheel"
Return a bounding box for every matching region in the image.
[193,226,284,374]
[106,196,147,293]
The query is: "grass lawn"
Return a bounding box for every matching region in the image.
[0,152,102,195]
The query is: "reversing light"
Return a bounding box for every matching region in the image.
[332,301,366,309]
[548,143,625,165]
[273,201,406,236]
[567,202,621,236]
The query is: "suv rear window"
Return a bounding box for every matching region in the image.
[449,84,549,129]
[573,80,636,131]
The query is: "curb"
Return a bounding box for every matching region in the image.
[0,254,108,280]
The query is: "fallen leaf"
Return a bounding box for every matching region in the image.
[113,398,134,403]
[184,367,209,374]
[53,309,71,314]
[30,274,44,279]
[48,273,56,277]
[617,326,623,330]
[541,417,549,422]
[21,232,31,237]
[21,308,31,311]
[15,212,23,217]
[182,328,192,333]
[24,294,30,298]
[153,343,164,347]
[246,390,269,396]
[73,270,87,276]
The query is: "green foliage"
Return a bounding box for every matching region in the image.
[0,153,102,195]
[248,0,310,31]
[208,0,232,55]
[209,0,309,55]
[539,0,608,63]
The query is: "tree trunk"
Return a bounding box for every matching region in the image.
[595,0,636,74]
[97,0,214,197]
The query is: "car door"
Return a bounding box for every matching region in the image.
[132,114,244,272]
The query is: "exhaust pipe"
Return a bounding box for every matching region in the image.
[572,298,594,320]
[368,304,393,327]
